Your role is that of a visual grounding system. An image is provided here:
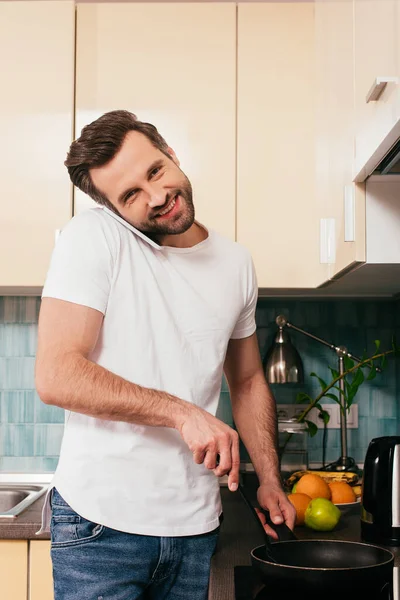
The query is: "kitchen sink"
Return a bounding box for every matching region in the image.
[0,475,50,520]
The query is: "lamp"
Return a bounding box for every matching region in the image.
[264,315,366,472]
[264,315,304,383]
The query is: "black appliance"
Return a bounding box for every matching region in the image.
[361,436,400,546]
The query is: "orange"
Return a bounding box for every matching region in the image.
[288,492,312,526]
[328,481,357,504]
[295,473,331,500]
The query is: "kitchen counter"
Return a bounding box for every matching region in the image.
[2,483,400,598]
[0,494,49,540]
[210,486,400,600]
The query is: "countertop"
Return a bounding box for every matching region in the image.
[209,486,400,600]
[2,483,400,600]
[0,494,49,540]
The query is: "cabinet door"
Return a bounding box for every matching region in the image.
[0,1,75,289]
[315,1,365,282]
[354,0,399,179]
[75,3,236,241]
[0,540,28,600]
[237,3,326,288]
[29,541,53,600]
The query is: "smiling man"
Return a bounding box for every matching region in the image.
[35,110,295,600]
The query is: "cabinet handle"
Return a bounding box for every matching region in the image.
[366,77,399,103]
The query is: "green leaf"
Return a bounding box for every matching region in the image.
[324,393,338,401]
[353,368,365,387]
[329,367,339,380]
[381,354,388,370]
[320,410,330,425]
[367,366,377,381]
[295,392,312,404]
[304,420,318,437]
[344,356,354,371]
[324,393,341,405]
[310,372,327,391]
[374,340,381,353]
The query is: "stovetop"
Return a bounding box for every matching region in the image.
[234,566,396,600]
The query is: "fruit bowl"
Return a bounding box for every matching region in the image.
[334,497,361,515]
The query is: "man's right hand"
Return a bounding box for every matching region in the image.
[177,407,240,492]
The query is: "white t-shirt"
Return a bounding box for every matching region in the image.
[37,206,257,537]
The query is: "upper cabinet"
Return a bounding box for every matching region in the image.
[236,3,327,289]
[354,0,399,180]
[74,3,236,241]
[314,0,366,282]
[0,1,74,290]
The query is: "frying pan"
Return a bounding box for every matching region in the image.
[239,484,394,599]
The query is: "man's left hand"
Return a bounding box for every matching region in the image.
[255,483,296,540]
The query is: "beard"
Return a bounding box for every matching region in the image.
[137,174,195,237]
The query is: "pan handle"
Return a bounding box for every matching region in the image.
[238,483,296,542]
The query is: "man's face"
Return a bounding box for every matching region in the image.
[90,130,195,239]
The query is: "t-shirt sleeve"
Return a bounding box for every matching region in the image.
[230,251,258,340]
[42,210,115,315]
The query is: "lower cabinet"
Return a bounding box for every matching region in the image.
[29,541,53,600]
[0,540,28,600]
[0,540,54,600]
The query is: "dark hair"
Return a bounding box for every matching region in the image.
[64,110,170,209]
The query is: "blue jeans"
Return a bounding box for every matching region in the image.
[50,488,219,600]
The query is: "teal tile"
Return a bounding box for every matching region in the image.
[216,392,233,426]
[0,357,35,389]
[1,424,34,456]
[1,297,40,324]
[0,324,38,357]
[34,392,65,424]
[34,424,64,456]
[221,375,229,393]
[381,418,398,436]
[370,388,396,418]
[0,456,58,472]
[1,391,34,423]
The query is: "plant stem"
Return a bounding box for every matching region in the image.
[279,349,395,456]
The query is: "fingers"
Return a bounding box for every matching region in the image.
[227,432,240,492]
[192,449,206,465]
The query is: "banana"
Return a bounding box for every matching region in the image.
[286,470,359,488]
[352,485,362,498]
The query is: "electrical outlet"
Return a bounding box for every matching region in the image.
[276,403,358,429]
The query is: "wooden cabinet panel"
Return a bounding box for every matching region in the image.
[315,0,365,282]
[74,3,236,241]
[237,2,326,288]
[354,0,399,177]
[29,541,53,600]
[0,540,28,600]
[0,1,74,289]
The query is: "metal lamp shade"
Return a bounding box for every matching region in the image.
[264,327,304,384]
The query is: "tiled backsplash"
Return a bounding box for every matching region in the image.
[218,298,400,467]
[0,297,63,472]
[1,296,399,472]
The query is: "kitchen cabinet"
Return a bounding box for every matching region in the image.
[0,1,75,290]
[74,3,236,241]
[29,541,53,600]
[354,0,399,180]
[0,541,28,600]
[314,0,366,283]
[237,3,327,289]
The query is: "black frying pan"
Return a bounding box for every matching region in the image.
[239,484,394,599]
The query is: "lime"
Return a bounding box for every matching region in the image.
[304,498,341,531]
[292,482,298,493]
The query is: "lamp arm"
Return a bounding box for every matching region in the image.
[284,320,376,368]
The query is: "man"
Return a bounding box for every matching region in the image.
[35,110,295,600]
